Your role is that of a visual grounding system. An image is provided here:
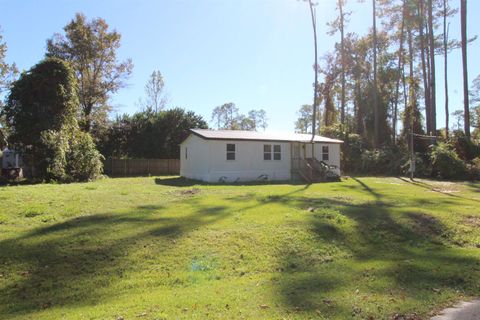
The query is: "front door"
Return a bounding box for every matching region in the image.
[293,143,301,159]
[291,142,306,171]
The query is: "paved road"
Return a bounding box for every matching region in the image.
[431,300,480,320]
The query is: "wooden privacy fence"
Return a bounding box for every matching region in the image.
[104,158,180,176]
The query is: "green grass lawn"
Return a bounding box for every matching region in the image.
[1,176,480,319]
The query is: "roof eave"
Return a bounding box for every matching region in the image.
[189,129,343,144]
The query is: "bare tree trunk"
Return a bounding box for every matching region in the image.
[372,0,379,148]
[354,85,361,134]
[83,102,94,132]
[402,1,409,127]
[443,0,450,138]
[461,0,470,139]
[393,0,406,144]
[402,62,408,120]
[354,52,364,135]
[339,0,346,126]
[428,0,437,134]
[408,26,415,152]
[408,30,414,107]
[419,0,431,134]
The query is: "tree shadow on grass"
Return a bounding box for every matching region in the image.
[257,177,480,318]
[398,177,480,204]
[0,202,231,318]
[464,181,480,193]
[154,176,310,187]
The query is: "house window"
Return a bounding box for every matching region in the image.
[226,144,236,160]
[322,146,329,161]
[263,145,271,160]
[264,144,281,160]
[185,147,188,159]
[273,145,281,160]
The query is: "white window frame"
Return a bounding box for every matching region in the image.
[264,144,281,161]
[273,144,282,160]
[226,143,236,161]
[263,144,272,160]
[322,145,329,161]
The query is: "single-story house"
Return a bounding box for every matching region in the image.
[180,129,343,183]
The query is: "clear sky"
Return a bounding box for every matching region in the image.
[0,0,479,132]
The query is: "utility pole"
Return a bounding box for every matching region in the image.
[410,95,415,181]
[410,131,415,181]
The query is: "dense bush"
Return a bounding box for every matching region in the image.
[358,148,403,175]
[400,152,432,178]
[449,130,480,161]
[38,129,103,182]
[320,125,368,173]
[97,108,208,159]
[4,58,78,146]
[466,157,480,180]
[320,124,344,140]
[66,131,104,181]
[430,143,467,180]
[334,126,480,181]
[4,58,104,182]
[40,130,68,181]
[320,124,405,175]
[341,133,364,173]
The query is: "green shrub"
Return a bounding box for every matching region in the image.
[400,152,432,178]
[4,58,104,183]
[341,133,364,173]
[39,130,69,181]
[320,124,344,140]
[37,128,103,182]
[66,131,104,181]
[359,148,403,175]
[449,130,480,161]
[467,157,480,180]
[473,157,480,168]
[431,143,467,180]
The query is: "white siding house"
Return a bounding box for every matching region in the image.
[180,129,343,183]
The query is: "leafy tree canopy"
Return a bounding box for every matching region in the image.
[0,28,18,100]
[46,13,133,133]
[211,102,268,131]
[3,58,103,181]
[98,108,208,159]
[4,58,79,148]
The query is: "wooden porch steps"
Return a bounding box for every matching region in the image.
[293,158,340,183]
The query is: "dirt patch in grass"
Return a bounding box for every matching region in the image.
[390,313,422,320]
[429,182,460,193]
[431,188,459,194]
[463,215,480,227]
[179,188,200,196]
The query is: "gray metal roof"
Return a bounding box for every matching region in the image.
[190,129,343,144]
